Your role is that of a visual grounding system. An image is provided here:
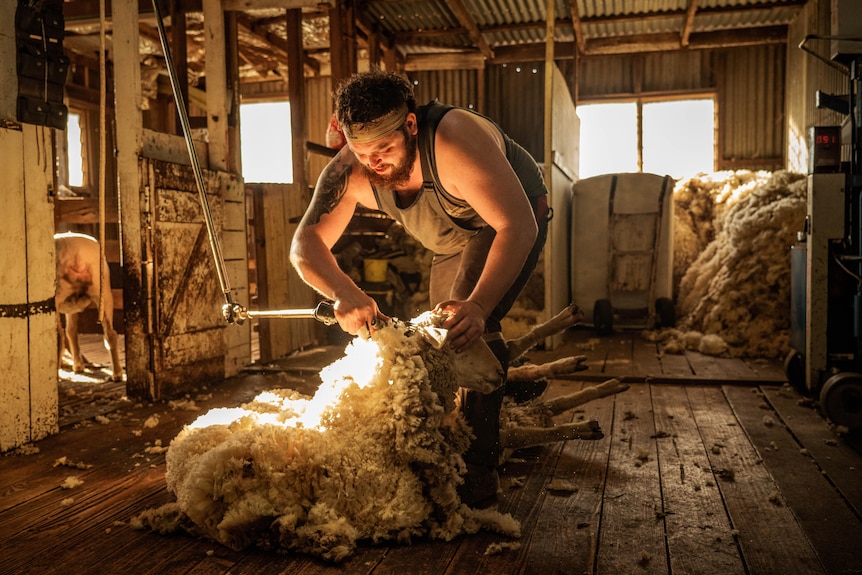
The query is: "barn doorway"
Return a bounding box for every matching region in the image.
[54,107,128,426]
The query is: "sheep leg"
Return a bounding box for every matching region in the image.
[501,419,603,449]
[540,378,630,417]
[507,355,588,381]
[99,281,124,381]
[65,311,86,373]
[506,303,585,361]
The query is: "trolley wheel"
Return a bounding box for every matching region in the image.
[783,349,807,395]
[819,372,862,431]
[594,299,614,336]
[654,297,676,328]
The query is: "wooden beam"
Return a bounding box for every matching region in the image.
[203,0,230,172]
[584,25,787,55]
[446,0,493,60]
[491,42,577,63]
[235,12,320,76]
[681,0,699,47]
[112,0,154,400]
[170,1,189,135]
[329,0,357,86]
[221,0,334,9]
[569,0,585,55]
[287,8,307,189]
[402,51,487,71]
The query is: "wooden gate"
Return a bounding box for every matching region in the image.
[124,158,248,401]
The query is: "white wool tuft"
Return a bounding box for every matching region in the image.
[134,314,518,562]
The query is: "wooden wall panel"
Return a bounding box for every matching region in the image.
[250,182,316,362]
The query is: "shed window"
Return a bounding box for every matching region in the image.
[240,101,293,183]
[578,98,715,180]
[66,111,85,188]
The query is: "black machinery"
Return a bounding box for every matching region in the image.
[788,17,862,431]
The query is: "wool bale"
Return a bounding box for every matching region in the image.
[670,170,806,358]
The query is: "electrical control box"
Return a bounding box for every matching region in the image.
[809,126,842,174]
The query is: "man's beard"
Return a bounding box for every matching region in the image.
[362,130,418,189]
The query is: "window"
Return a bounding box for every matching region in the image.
[240,101,293,183]
[577,98,715,180]
[66,111,85,188]
[576,102,639,178]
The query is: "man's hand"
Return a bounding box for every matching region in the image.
[434,299,488,353]
[334,292,389,335]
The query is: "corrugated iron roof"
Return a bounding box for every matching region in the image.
[61,0,805,80]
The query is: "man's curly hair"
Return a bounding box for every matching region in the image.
[335,69,416,130]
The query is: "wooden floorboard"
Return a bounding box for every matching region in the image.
[724,385,862,575]
[650,385,747,575]
[595,383,667,575]
[685,386,827,574]
[3,330,859,574]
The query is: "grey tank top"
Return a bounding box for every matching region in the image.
[372,101,547,255]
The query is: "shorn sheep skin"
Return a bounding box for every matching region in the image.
[132,312,520,562]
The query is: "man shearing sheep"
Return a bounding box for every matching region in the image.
[290,69,550,505]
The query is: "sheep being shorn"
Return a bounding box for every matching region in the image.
[497,304,630,458]
[133,312,520,563]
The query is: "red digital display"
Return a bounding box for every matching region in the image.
[815,134,838,145]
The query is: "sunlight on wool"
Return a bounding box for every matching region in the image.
[187,336,383,431]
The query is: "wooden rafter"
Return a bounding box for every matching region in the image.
[569,0,585,54]
[681,0,699,47]
[446,0,494,60]
[235,12,321,76]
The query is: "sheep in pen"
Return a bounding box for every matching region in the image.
[133,305,628,562]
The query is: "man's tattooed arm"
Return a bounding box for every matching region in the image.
[306,160,353,225]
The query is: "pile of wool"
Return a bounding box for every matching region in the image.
[665,170,807,358]
[132,313,519,562]
[672,170,776,299]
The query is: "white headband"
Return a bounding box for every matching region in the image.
[342,104,408,143]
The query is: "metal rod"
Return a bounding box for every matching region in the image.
[246,309,318,319]
[151,0,234,307]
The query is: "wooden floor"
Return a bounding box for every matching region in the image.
[2,329,861,575]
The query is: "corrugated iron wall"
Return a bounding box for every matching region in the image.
[717,44,785,170]
[411,69,481,111]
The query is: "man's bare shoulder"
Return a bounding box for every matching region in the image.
[435,108,504,154]
[317,150,374,203]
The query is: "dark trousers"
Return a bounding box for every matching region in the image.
[428,196,549,467]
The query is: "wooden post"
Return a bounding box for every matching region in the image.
[543,0,555,346]
[203,0,229,173]
[203,0,249,377]
[169,0,188,137]
[329,0,357,85]
[112,0,153,399]
[0,1,16,121]
[287,8,307,190]
[0,0,59,450]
